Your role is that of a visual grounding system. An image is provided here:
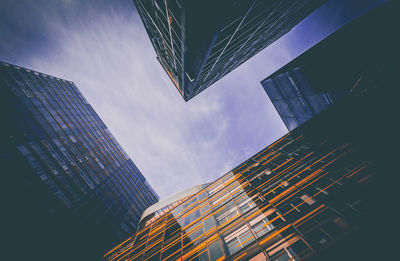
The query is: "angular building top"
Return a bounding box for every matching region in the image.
[134,0,326,101]
[261,1,396,131]
[140,183,210,225]
[0,61,159,260]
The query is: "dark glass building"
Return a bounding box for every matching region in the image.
[0,61,159,260]
[133,0,326,101]
[103,63,396,260]
[261,1,396,131]
[261,67,339,131]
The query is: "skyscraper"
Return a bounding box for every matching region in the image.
[261,1,396,131]
[104,72,394,260]
[134,0,326,101]
[0,61,159,260]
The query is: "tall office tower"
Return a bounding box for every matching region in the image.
[0,61,159,260]
[134,0,326,101]
[261,1,396,131]
[104,73,394,261]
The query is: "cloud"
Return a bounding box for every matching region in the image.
[18,1,262,198]
[1,0,384,199]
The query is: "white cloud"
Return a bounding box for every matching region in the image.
[20,1,290,199]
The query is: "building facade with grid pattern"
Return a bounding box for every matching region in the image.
[133,0,326,101]
[103,80,390,261]
[0,61,159,260]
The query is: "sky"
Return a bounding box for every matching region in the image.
[0,0,385,199]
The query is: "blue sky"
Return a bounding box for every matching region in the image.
[0,0,385,199]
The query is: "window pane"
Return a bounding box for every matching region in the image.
[249,213,274,238]
[203,216,215,233]
[215,203,239,226]
[262,79,283,100]
[222,224,255,255]
[208,239,224,260]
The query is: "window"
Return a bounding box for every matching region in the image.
[161,239,181,260]
[270,249,292,261]
[203,216,215,233]
[300,194,316,205]
[200,202,210,214]
[236,194,257,213]
[222,224,255,255]
[69,135,77,143]
[215,203,239,226]
[209,190,231,207]
[248,213,274,238]
[181,208,201,227]
[208,239,224,260]
[207,181,224,196]
[182,223,204,251]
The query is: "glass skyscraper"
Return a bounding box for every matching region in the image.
[0,61,159,260]
[104,70,392,260]
[261,1,395,131]
[261,67,338,131]
[133,0,326,101]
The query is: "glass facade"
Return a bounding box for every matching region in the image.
[140,184,211,228]
[104,108,379,261]
[0,61,159,259]
[134,0,326,101]
[261,68,338,131]
[260,1,395,131]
